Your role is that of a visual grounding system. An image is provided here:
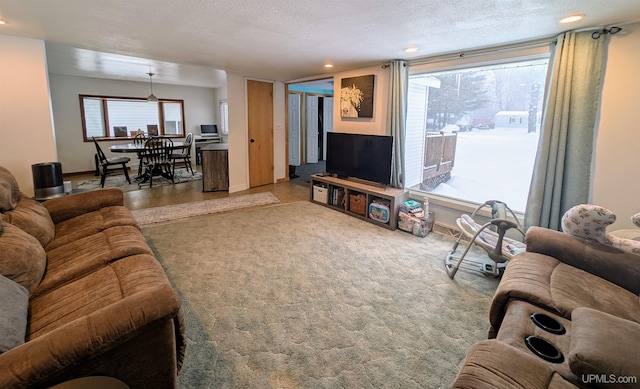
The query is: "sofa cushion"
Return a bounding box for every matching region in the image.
[0,274,29,353]
[46,206,139,251]
[452,340,579,388]
[490,252,640,332]
[2,195,55,247]
[0,166,21,212]
[34,225,153,296]
[0,221,47,294]
[28,253,174,339]
[569,308,640,389]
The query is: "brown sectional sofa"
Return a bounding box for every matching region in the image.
[452,226,640,388]
[0,166,185,388]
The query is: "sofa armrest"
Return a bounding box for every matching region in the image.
[0,284,181,388]
[42,188,124,224]
[525,226,640,295]
[570,308,640,388]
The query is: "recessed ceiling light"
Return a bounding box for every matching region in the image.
[0,20,6,25]
[560,14,584,23]
[404,46,418,54]
[324,63,334,68]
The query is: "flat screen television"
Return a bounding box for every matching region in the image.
[201,124,218,134]
[326,132,394,186]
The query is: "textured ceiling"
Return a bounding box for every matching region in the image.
[0,0,639,87]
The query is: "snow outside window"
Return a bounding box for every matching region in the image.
[405,58,549,213]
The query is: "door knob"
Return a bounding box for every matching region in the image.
[250,139,255,143]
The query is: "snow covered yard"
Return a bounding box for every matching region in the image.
[422,128,540,212]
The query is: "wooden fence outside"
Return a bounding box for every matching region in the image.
[421,131,457,190]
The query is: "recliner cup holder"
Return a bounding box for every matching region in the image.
[525,336,564,363]
[530,312,566,335]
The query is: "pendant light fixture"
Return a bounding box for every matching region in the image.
[146,71,158,102]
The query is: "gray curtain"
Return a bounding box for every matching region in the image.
[524,31,607,230]
[386,60,408,188]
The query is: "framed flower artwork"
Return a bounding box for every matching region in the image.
[340,75,375,118]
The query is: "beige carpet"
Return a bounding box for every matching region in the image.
[132,192,280,225]
[142,201,499,388]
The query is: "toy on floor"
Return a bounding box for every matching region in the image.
[444,200,526,279]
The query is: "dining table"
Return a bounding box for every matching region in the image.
[109,141,185,153]
[109,141,187,183]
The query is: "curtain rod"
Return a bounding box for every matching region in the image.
[591,26,622,39]
[381,25,621,69]
[407,36,556,67]
[381,62,407,69]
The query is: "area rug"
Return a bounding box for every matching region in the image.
[132,192,280,225]
[142,201,500,388]
[76,168,201,192]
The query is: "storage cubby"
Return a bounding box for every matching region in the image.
[309,174,408,230]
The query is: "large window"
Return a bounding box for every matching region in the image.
[405,58,549,212]
[80,95,185,140]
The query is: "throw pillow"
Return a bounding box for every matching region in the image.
[561,204,616,244]
[2,194,55,247]
[562,204,640,255]
[0,222,47,293]
[0,166,21,212]
[0,273,29,353]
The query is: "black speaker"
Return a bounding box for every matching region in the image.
[32,162,64,200]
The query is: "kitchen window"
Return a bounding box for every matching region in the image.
[80,95,185,140]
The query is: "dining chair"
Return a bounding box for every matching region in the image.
[140,137,174,188]
[92,137,132,188]
[170,132,194,176]
[133,133,148,177]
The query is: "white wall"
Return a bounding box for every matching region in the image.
[331,65,390,135]
[48,73,222,173]
[592,21,640,230]
[225,76,286,193]
[0,35,57,196]
[226,73,249,192]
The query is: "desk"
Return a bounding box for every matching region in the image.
[195,135,222,165]
[201,143,229,191]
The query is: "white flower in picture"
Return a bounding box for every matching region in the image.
[340,84,364,117]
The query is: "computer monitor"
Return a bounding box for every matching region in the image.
[201,124,218,134]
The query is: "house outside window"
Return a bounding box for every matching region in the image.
[405,57,549,212]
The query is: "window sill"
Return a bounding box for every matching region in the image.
[407,189,525,226]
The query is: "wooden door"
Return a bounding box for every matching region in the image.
[247,80,274,187]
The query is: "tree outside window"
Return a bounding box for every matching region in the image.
[406,58,548,212]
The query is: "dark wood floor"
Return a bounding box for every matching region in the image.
[65,167,310,211]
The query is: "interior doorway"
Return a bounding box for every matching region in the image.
[287,78,334,187]
[247,80,274,188]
